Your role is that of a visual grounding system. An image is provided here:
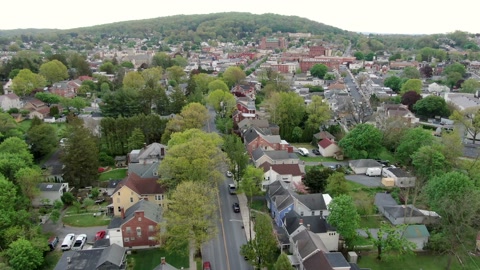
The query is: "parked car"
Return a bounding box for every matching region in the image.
[226,171,233,178]
[203,261,211,270]
[312,149,321,155]
[232,203,240,213]
[61,233,75,251]
[297,148,309,156]
[48,236,59,251]
[94,230,106,241]
[71,234,87,250]
[366,167,382,177]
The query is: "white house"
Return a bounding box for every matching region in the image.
[317,138,341,157]
[0,93,22,111]
[33,183,69,207]
[349,159,383,174]
[259,162,303,191]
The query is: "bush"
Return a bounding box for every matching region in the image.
[61,192,75,206]
[99,152,115,166]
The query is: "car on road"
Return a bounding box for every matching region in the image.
[61,233,75,251]
[232,202,240,213]
[228,183,237,195]
[94,230,106,241]
[226,171,233,177]
[312,149,320,155]
[71,234,87,250]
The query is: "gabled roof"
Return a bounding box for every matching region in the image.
[137,143,166,161]
[237,118,270,129]
[37,183,65,192]
[318,138,335,149]
[108,179,122,189]
[244,127,262,144]
[383,205,424,218]
[284,211,335,235]
[296,193,327,211]
[128,162,159,178]
[262,134,282,144]
[384,167,413,178]
[313,131,335,140]
[113,172,165,195]
[374,193,398,208]
[264,150,296,160]
[324,252,351,268]
[402,225,430,239]
[349,159,382,168]
[302,251,332,270]
[292,230,328,259]
[96,243,127,268]
[109,199,163,229]
[259,162,303,176]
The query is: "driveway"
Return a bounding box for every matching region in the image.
[346,174,382,187]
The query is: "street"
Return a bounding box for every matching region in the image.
[202,107,253,270]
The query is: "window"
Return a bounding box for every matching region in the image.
[124,238,129,242]
[126,227,131,234]
[136,227,142,236]
[130,197,133,203]
[155,195,163,201]
[311,211,315,215]
[118,207,121,212]
[130,237,135,241]
[138,217,142,222]
[117,192,120,196]
[300,211,304,216]
[149,225,154,232]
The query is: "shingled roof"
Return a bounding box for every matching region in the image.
[113,172,165,195]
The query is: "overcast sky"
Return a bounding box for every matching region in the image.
[1,0,478,35]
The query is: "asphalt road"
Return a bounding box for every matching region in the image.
[202,107,253,270]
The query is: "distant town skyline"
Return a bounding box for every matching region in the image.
[2,0,479,35]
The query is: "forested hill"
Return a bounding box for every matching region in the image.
[0,12,351,41]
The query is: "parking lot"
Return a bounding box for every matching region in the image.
[44,221,108,251]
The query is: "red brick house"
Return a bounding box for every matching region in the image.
[231,83,257,100]
[244,127,293,155]
[108,199,162,249]
[232,97,257,125]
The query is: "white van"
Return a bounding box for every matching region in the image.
[298,148,309,156]
[366,167,382,177]
[61,233,75,251]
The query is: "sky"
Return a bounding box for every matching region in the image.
[1,0,478,35]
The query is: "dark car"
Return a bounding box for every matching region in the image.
[312,149,321,155]
[233,203,240,213]
[48,236,59,251]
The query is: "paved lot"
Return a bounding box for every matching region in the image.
[345,174,382,187]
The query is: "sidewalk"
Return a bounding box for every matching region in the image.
[237,193,255,241]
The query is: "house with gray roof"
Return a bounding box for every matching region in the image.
[382,167,416,187]
[128,142,166,164]
[108,199,163,248]
[375,192,431,225]
[128,161,160,178]
[251,148,299,167]
[54,243,127,270]
[153,257,179,270]
[33,182,69,207]
[348,159,383,174]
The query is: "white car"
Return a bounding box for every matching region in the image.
[226,171,233,177]
[71,234,87,250]
[61,233,75,251]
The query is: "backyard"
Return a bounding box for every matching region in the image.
[98,168,128,181]
[127,248,189,270]
[62,202,111,227]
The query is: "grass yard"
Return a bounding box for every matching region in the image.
[250,199,268,212]
[358,253,480,270]
[359,215,386,228]
[98,168,128,181]
[62,213,111,227]
[129,248,189,270]
[42,250,63,270]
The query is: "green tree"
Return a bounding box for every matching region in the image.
[241,213,278,268]
[207,79,229,92]
[413,95,450,118]
[50,209,60,224]
[11,69,46,97]
[238,165,263,240]
[400,79,422,95]
[266,92,305,141]
[168,87,187,114]
[222,66,246,88]
[127,128,145,152]
[327,195,360,249]
[223,135,249,181]
[61,120,99,187]
[395,127,434,165]
[383,76,402,92]
[123,71,145,90]
[460,78,480,93]
[305,95,331,131]
[82,198,94,209]
[99,61,116,74]
[424,172,480,269]
[451,109,480,144]
[401,66,420,79]
[100,88,142,118]
[173,55,188,67]
[6,238,43,270]
[303,166,333,193]
[443,62,466,77]
[39,59,69,84]
[273,252,294,270]
[162,102,209,143]
[411,145,447,180]
[310,64,328,79]
[206,89,236,116]
[354,51,364,60]
[61,192,75,206]
[367,223,415,261]
[325,172,350,197]
[159,129,226,188]
[166,66,186,84]
[14,167,42,203]
[0,112,22,141]
[26,123,57,158]
[152,52,173,69]
[339,124,383,159]
[162,181,217,256]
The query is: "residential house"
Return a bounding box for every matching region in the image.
[54,244,127,270]
[376,104,419,130]
[115,156,127,167]
[33,183,69,207]
[382,167,416,188]
[251,148,299,167]
[389,60,418,70]
[348,159,383,174]
[245,130,293,155]
[237,118,279,135]
[108,199,163,248]
[402,225,430,251]
[107,179,123,196]
[128,162,160,178]
[44,164,65,182]
[110,172,166,216]
[317,138,341,158]
[312,131,335,145]
[0,93,22,111]
[153,257,179,270]
[428,82,450,94]
[49,80,79,98]
[259,162,303,190]
[23,97,51,120]
[128,143,166,164]
[283,210,338,251]
[232,96,257,124]
[231,82,256,100]
[444,92,480,112]
[374,193,426,225]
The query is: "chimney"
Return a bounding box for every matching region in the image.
[299,219,303,226]
[121,207,125,219]
[143,142,147,149]
[307,224,311,231]
[161,257,166,265]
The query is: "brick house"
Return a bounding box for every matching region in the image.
[245,130,293,155]
[259,37,287,50]
[231,82,257,100]
[108,199,163,248]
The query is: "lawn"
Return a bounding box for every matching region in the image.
[358,253,480,270]
[359,215,386,228]
[128,248,189,270]
[250,199,268,212]
[62,213,111,227]
[98,168,128,181]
